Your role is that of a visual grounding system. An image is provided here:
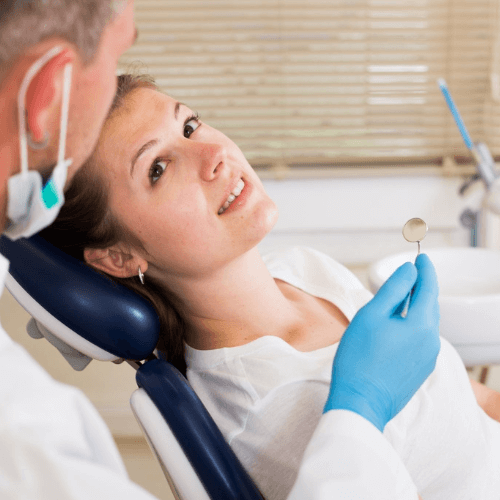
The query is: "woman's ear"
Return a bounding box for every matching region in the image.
[84,246,148,279]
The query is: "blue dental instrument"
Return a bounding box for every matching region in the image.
[438,78,475,151]
[438,78,498,188]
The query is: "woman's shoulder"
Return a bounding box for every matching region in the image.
[263,245,340,273]
[263,246,371,297]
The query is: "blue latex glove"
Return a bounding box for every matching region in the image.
[324,253,440,432]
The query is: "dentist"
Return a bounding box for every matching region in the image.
[0,1,438,498]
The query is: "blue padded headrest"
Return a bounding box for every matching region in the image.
[0,235,160,360]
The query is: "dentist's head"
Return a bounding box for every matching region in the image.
[0,0,137,238]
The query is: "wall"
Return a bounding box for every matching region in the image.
[258,172,477,279]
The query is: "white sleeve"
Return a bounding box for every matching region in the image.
[287,410,419,500]
[0,330,159,500]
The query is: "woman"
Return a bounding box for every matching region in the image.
[40,74,500,500]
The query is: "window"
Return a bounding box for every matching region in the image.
[119,0,500,170]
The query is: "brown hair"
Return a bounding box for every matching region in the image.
[39,74,188,375]
[0,0,118,72]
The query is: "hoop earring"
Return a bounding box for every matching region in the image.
[27,130,50,150]
[138,266,145,285]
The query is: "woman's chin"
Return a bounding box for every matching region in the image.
[253,199,279,241]
[265,202,279,232]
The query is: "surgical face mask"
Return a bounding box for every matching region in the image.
[4,46,73,240]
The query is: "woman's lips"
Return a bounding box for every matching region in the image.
[218,178,249,215]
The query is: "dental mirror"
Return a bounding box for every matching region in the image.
[401,218,428,317]
[402,218,428,257]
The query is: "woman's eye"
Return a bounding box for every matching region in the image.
[149,160,168,185]
[184,115,200,138]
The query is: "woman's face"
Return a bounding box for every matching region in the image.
[96,87,278,278]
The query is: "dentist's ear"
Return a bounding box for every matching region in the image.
[84,247,148,279]
[25,48,75,144]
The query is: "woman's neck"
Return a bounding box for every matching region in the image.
[161,247,305,350]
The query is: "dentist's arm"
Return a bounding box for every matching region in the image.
[288,254,439,500]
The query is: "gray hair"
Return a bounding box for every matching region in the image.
[0,0,121,70]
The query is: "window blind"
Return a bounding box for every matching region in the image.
[118,0,499,169]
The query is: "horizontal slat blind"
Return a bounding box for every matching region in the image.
[118,0,499,167]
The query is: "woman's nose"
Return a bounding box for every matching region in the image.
[192,142,226,181]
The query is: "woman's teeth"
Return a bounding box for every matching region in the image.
[218,179,245,214]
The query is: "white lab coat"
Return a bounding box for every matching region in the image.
[0,253,418,499]
[287,411,418,499]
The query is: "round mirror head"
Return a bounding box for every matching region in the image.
[402,218,428,243]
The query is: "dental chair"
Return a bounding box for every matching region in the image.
[0,235,263,500]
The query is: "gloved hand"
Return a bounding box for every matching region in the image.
[26,318,93,371]
[324,253,440,432]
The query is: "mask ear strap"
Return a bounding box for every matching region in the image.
[17,46,63,174]
[57,63,72,167]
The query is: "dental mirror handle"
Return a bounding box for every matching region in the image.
[401,253,418,318]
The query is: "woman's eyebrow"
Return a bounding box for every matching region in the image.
[130,139,159,177]
[175,101,187,119]
[129,101,186,177]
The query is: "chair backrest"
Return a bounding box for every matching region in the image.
[0,235,159,361]
[134,360,263,500]
[0,235,263,500]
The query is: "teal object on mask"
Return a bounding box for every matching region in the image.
[42,180,59,209]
